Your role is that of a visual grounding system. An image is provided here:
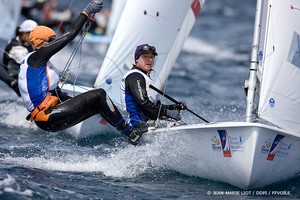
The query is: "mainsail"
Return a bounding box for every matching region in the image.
[94,0,204,105]
[257,0,300,133]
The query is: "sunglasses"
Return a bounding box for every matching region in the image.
[142,45,156,52]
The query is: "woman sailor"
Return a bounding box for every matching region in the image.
[120,44,187,129]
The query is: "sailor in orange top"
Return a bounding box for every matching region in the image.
[18,0,147,145]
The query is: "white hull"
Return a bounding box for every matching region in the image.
[66,118,300,189]
[65,115,110,139]
[61,89,300,189]
[144,122,300,189]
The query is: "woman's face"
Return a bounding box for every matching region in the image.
[136,53,155,72]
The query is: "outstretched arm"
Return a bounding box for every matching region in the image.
[28,0,103,68]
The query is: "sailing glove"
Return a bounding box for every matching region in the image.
[167,102,187,110]
[166,110,182,121]
[84,0,103,15]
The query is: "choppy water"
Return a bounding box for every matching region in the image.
[0,0,299,199]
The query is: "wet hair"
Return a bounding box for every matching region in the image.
[15,26,22,37]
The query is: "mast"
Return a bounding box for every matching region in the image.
[245,0,263,122]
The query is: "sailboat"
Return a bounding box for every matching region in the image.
[143,0,300,189]
[62,0,299,189]
[62,0,205,138]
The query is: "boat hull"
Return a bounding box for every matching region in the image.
[65,114,116,139]
[145,122,300,189]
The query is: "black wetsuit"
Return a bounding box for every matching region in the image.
[1,37,32,96]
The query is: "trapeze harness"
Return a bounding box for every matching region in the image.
[120,67,167,126]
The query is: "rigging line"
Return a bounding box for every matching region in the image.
[60,29,85,80]
[60,36,81,84]
[61,16,94,78]
[70,36,83,96]
[0,47,10,56]
[60,16,94,88]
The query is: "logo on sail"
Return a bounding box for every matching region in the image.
[106,77,112,84]
[291,5,300,11]
[217,130,232,157]
[267,134,285,161]
[259,51,263,61]
[269,98,275,108]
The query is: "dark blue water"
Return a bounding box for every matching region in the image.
[0,0,299,199]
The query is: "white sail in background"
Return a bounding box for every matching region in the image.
[94,0,204,104]
[105,0,127,36]
[257,0,300,134]
[0,0,21,41]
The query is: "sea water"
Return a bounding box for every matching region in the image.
[0,0,299,199]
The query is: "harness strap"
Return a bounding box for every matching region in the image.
[27,94,59,122]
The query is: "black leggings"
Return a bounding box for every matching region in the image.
[35,89,126,132]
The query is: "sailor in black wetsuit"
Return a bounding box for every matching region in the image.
[18,0,146,145]
[120,44,187,128]
[1,19,38,96]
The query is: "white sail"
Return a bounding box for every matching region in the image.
[105,0,127,36]
[153,0,202,90]
[94,0,204,105]
[257,0,300,134]
[0,0,21,41]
